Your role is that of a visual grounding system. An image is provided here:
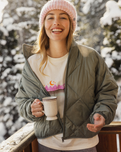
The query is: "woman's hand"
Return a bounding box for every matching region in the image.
[87,113,105,132]
[31,99,44,117]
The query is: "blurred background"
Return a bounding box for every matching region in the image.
[0,0,121,143]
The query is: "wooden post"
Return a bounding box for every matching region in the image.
[96,134,117,152]
[31,138,39,152]
[23,143,32,152]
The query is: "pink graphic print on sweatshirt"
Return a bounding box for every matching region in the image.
[44,80,65,91]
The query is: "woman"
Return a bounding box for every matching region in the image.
[15,0,118,152]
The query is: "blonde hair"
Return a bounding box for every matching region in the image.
[32,16,74,75]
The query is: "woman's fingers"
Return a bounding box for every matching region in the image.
[32,108,44,117]
[33,111,44,117]
[31,99,44,117]
[87,124,102,132]
[31,107,43,112]
[34,99,42,104]
[31,103,43,109]
[32,99,42,106]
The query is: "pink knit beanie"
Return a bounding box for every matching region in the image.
[39,0,77,32]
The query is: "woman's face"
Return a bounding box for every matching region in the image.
[44,10,70,43]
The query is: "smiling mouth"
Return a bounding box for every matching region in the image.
[52,29,63,33]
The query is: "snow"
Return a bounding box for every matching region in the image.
[6,120,13,128]
[28,0,33,6]
[103,37,109,45]
[111,67,119,75]
[0,122,7,136]
[81,0,87,2]
[11,49,16,55]
[0,81,7,88]
[16,21,32,29]
[6,24,21,31]
[3,13,10,18]
[9,120,26,135]
[3,18,14,26]
[116,39,121,45]
[82,0,95,14]
[2,17,21,31]
[5,56,12,62]
[0,40,6,45]
[118,0,121,7]
[13,54,25,63]
[100,1,121,26]
[8,73,21,81]
[15,64,24,70]
[29,29,38,35]
[115,30,121,37]
[3,97,12,106]
[0,56,3,62]
[0,0,8,22]
[0,26,8,36]
[97,3,105,12]
[105,57,114,68]
[112,51,121,60]
[116,101,121,121]
[16,7,36,16]
[76,39,88,46]
[1,68,11,79]
[0,123,34,151]
[82,0,103,14]
[101,47,113,57]
[27,35,37,42]
[3,114,10,122]
[3,108,11,114]
[0,136,4,144]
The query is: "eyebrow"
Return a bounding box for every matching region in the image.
[46,13,68,16]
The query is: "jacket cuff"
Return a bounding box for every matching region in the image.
[90,111,109,125]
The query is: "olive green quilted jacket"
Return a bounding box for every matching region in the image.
[15,41,118,141]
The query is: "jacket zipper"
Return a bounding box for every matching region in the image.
[62,45,72,142]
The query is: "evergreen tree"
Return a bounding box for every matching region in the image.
[100,0,121,121]
[73,0,118,52]
[0,27,26,141]
[0,0,49,142]
[100,0,121,80]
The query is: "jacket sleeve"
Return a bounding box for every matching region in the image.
[15,78,43,122]
[90,51,118,125]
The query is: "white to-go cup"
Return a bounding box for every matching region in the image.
[42,96,58,121]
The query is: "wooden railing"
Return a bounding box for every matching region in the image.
[97,122,121,152]
[0,122,121,152]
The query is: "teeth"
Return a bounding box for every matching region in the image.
[52,29,62,32]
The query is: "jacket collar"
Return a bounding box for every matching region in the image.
[22,43,34,59]
[22,40,79,60]
[66,40,80,77]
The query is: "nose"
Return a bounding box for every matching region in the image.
[54,23,59,26]
[53,18,60,26]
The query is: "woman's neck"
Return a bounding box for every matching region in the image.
[47,40,68,58]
